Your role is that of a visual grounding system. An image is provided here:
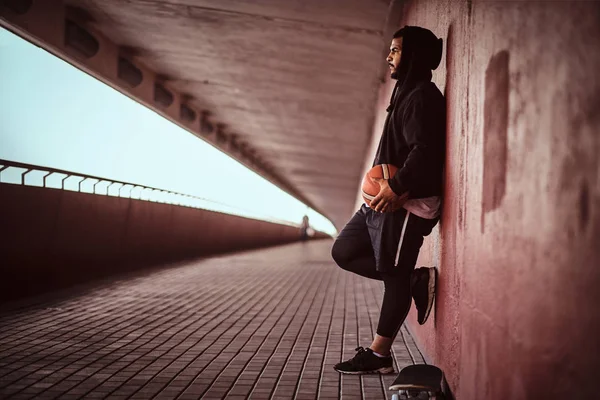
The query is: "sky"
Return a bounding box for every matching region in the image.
[0,27,337,236]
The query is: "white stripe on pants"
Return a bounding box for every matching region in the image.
[394,211,411,267]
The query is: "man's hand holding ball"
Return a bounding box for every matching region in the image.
[370,177,409,213]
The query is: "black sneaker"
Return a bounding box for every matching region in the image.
[411,267,437,325]
[333,347,394,374]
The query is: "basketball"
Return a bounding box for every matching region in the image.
[361,164,398,206]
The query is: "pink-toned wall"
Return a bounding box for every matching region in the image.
[361,1,600,398]
[0,184,326,303]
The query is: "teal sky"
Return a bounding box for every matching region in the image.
[0,28,336,235]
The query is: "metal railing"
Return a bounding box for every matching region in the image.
[0,158,299,227]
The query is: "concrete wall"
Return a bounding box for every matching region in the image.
[362,1,600,398]
[0,183,326,303]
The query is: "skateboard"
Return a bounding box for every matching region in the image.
[389,364,444,399]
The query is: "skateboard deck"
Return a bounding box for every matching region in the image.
[389,364,444,399]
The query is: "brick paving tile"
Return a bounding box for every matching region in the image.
[0,241,420,399]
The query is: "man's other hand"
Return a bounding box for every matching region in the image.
[370,178,409,213]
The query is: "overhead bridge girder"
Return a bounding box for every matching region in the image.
[0,0,322,214]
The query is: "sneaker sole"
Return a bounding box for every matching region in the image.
[334,366,395,375]
[421,267,436,325]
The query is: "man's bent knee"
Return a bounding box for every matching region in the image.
[331,239,350,270]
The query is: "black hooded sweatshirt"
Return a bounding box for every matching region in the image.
[373,26,446,200]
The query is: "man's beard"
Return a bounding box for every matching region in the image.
[389,64,400,80]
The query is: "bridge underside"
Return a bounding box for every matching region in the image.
[1,0,400,228]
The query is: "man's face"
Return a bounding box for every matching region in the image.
[386,37,403,78]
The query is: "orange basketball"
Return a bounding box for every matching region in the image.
[361,164,398,206]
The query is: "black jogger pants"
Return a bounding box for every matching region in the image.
[331,204,438,338]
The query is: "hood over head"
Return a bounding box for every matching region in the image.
[387,26,443,111]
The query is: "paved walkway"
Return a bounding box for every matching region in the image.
[0,240,424,400]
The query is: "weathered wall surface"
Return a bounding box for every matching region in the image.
[362,1,600,398]
[0,184,326,303]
